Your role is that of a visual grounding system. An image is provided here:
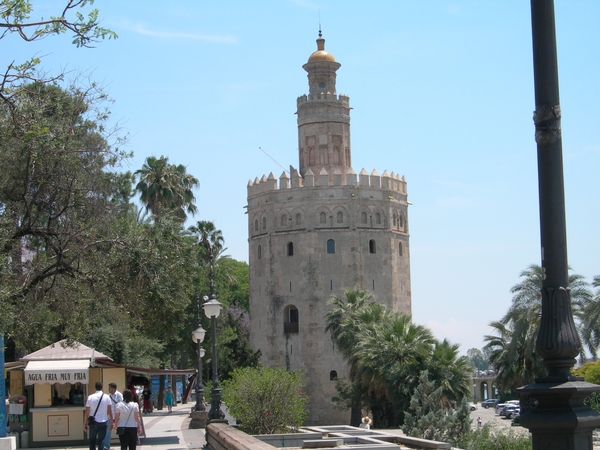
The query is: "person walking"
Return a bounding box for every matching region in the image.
[164,386,174,413]
[83,381,114,450]
[142,386,152,414]
[104,382,123,450]
[114,389,142,450]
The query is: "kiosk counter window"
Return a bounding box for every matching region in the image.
[23,359,90,445]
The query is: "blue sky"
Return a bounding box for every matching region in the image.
[7,1,599,354]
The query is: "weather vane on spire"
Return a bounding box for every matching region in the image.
[318,10,322,38]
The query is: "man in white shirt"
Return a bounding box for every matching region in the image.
[103,382,123,450]
[83,381,113,450]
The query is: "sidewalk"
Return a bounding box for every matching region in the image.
[30,401,206,450]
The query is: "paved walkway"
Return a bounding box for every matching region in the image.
[30,402,206,450]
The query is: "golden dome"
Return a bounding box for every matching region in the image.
[307,37,336,63]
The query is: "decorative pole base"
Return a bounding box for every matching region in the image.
[189,410,208,429]
[518,379,600,449]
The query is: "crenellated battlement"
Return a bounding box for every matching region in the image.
[247,166,407,198]
[297,93,350,106]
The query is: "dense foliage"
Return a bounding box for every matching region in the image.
[456,425,532,450]
[325,289,472,428]
[402,371,472,446]
[484,265,598,393]
[222,366,308,434]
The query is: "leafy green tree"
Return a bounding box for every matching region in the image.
[135,155,199,222]
[402,371,472,446]
[466,348,489,372]
[222,366,308,434]
[1,0,117,106]
[0,82,130,351]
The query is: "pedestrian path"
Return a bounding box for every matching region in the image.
[28,402,206,450]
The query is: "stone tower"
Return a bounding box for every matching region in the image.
[247,33,411,425]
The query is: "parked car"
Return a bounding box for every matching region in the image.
[469,404,477,411]
[499,405,519,417]
[481,399,499,409]
[506,408,520,419]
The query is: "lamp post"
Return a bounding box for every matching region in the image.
[516,1,600,448]
[191,326,206,411]
[204,295,225,421]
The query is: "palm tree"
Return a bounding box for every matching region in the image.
[428,339,472,408]
[135,155,199,222]
[484,319,544,392]
[501,264,593,357]
[581,276,600,358]
[187,220,225,264]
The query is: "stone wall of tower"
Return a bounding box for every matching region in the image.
[297,93,351,180]
[247,167,411,425]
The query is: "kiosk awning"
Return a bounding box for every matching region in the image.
[24,359,89,385]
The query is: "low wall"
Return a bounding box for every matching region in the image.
[206,423,274,450]
[206,423,451,450]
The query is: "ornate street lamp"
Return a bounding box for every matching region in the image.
[204,295,225,421]
[517,2,600,448]
[191,325,206,411]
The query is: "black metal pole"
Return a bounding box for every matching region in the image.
[208,312,223,420]
[518,2,600,448]
[195,341,204,411]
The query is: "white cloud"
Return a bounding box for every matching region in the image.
[121,22,236,43]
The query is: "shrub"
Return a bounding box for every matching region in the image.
[457,424,531,450]
[222,365,308,434]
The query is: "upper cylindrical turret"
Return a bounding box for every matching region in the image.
[297,33,351,180]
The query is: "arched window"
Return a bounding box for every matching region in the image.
[393,213,398,228]
[327,239,335,254]
[320,212,327,224]
[375,212,381,224]
[284,305,299,334]
[258,244,262,260]
[337,211,343,223]
[287,242,294,256]
[369,239,376,254]
[262,217,266,230]
[361,212,367,224]
[330,370,338,381]
[280,215,287,227]
[399,242,403,256]
[254,219,258,232]
[400,214,404,228]
[296,213,302,226]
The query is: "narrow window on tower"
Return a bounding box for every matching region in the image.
[287,242,294,256]
[320,212,327,224]
[330,280,333,290]
[296,213,302,226]
[327,239,335,254]
[262,217,267,230]
[254,219,259,232]
[290,281,292,292]
[399,242,403,256]
[376,212,381,225]
[373,279,375,290]
[330,370,338,381]
[337,211,343,223]
[361,212,367,224]
[281,215,287,227]
[369,239,376,254]
[284,305,299,334]
[258,244,262,260]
